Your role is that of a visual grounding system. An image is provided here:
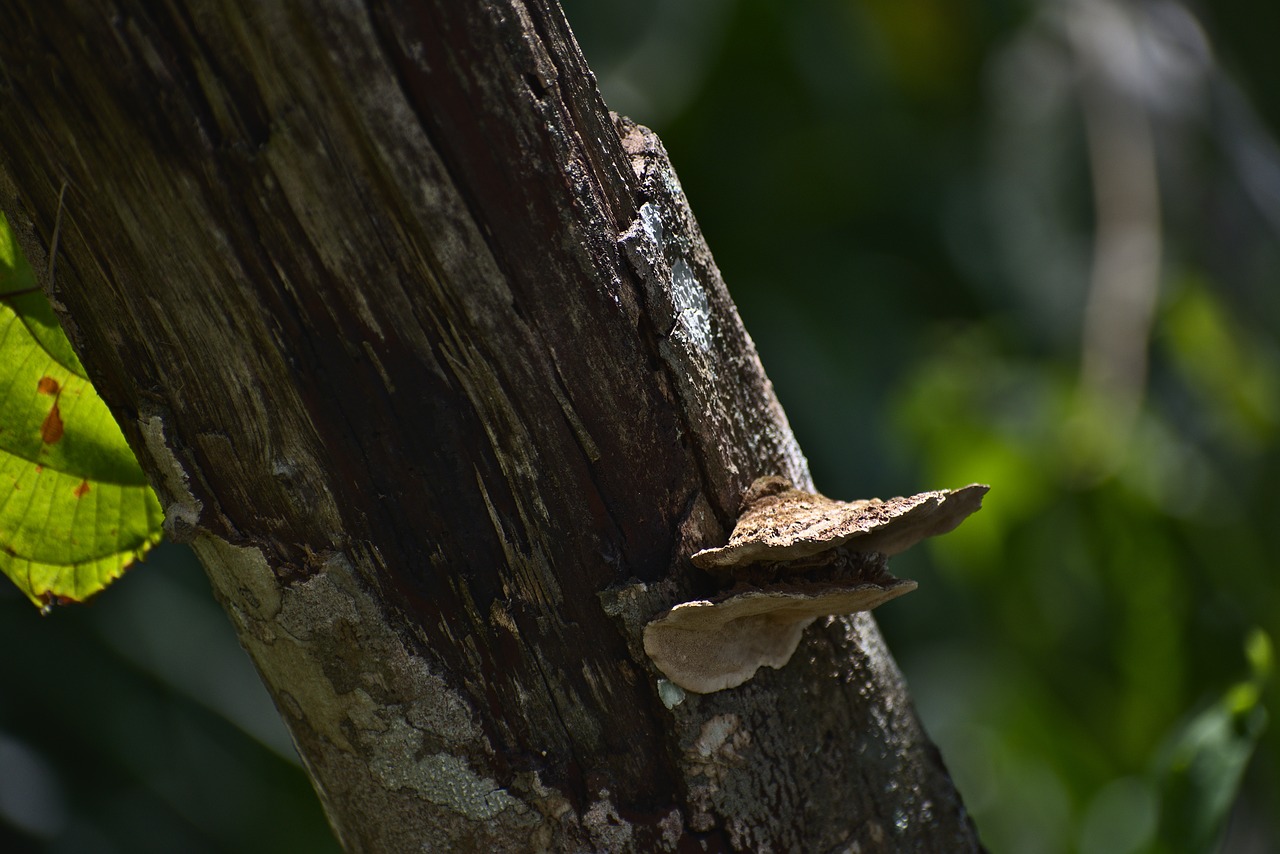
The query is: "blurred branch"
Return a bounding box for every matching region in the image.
[1069,0,1163,466]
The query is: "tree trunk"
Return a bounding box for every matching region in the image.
[0,2,981,851]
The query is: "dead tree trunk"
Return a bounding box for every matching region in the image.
[0,2,982,850]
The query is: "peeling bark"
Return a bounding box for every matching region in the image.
[0,1,982,850]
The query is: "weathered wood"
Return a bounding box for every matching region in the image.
[0,1,982,850]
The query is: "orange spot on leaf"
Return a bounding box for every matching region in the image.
[74,480,90,498]
[34,464,43,473]
[40,403,64,444]
[37,376,60,395]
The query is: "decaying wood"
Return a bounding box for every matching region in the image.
[0,1,983,850]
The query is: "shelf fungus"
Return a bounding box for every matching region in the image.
[644,476,988,693]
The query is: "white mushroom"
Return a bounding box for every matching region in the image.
[644,477,988,693]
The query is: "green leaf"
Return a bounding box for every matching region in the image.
[0,212,163,611]
[1150,628,1270,853]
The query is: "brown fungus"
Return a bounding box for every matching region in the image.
[643,477,988,693]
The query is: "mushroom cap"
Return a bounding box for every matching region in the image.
[643,477,990,693]
[692,478,989,570]
[643,578,917,694]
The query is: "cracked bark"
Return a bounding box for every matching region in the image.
[0,1,983,851]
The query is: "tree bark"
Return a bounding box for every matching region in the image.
[0,2,981,851]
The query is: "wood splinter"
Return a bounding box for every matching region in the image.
[644,476,989,693]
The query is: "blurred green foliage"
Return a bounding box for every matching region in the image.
[564,0,1280,850]
[0,545,338,853]
[4,1,1279,851]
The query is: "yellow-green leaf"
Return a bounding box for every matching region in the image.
[0,212,163,610]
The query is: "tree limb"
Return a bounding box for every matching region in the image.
[0,1,981,850]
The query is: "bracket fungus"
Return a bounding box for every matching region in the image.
[643,476,988,693]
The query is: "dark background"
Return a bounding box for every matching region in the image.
[3,1,1278,851]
